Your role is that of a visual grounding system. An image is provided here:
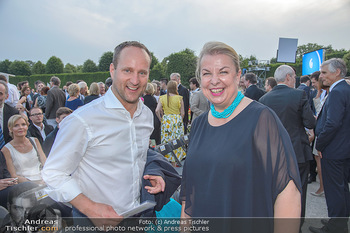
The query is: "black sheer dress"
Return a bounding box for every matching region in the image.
[180,101,301,232]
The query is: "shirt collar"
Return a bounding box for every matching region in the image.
[329,79,344,92]
[34,123,44,131]
[104,87,144,118]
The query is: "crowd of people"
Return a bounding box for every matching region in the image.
[0,40,349,233]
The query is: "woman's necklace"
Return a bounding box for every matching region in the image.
[210,91,244,119]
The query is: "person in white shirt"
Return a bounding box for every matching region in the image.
[0,75,20,108]
[42,41,165,228]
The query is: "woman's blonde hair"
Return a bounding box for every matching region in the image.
[145,83,155,95]
[196,41,240,81]
[89,82,100,96]
[68,83,80,97]
[8,114,29,138]
[166,81,178,107]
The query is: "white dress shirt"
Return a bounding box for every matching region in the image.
[42,88,153,214]
[5,83,20,107]
[33,123,46,141]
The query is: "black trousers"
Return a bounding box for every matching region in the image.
[298,162,309,225]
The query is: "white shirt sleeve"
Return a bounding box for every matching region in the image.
[41,114,90,202]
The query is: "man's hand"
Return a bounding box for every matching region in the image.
[70,194,123,231]
[317,151,322,158]
[143,175,165,194]
[86,202,123,230]
[0,178,18,191]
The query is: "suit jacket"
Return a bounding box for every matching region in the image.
[245,84,265,101]
[315,80,350,159]
[259,85,316,163]
[178,84,190,124]
[27,123,54,146]
[45,86,66,119]
[3,103,19,143]
[140,149,181,217]
[42,127,59,156]
[190,90,210,121]
[297,84,311,99]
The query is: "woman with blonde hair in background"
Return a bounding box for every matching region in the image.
[65,83,83,110]
[156,81,186,165]
[2,114,46,184]
[84,82,100,105]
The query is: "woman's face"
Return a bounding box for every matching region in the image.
[200,54,241,112]
[24,88,30,96]
[10,118,28,137]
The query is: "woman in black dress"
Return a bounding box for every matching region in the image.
[143,83,161,145]
[180,42,302,233]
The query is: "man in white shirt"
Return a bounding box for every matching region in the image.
[42,41,165,228]
[27,107,54,145]
[0,75,19,108]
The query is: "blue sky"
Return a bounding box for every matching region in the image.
[1,0,349,66]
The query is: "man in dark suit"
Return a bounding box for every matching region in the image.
[297,75,311,98]
[28,107,54,146]
[309,58,350,233]
[259,65,316,225]
[45,76,66,128]
[243,72,265,101]
[170,73,190,134]
[0,81,19,145]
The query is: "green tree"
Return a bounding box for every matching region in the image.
[46,56,64,74]
[8,60,32,76]
[150,52,159,70]
[0,59,12,73]
[343,52,350,76]
[164,48,197,87]
[150,63,165,81]
[296,43,324,59]
[32,61,46,74]
[82,59,98,73]
[64,63,77,73]
[98,51,113,71]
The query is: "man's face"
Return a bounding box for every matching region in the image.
[320,65,340,87]
[170,75,179,85]
[311,78,319,89]
[286,72,296,88]
[264,80,271,92]
[0,84,9,107]
[56,113,70,125]
[29,108,44,126]
[160,81,167,90]
[37,83,44,92]
[109,46,151,111]
[243,77,250,88]
[189,82,195,91]
[99,83,106,94]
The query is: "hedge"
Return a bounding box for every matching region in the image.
[11,71,110,88]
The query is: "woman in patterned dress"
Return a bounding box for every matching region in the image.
[156,81,186,164]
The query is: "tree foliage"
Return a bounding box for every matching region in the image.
[82,59,98,73]
[150,52,159,70]
[8,60,32,76]
[46,56,64,74]
[98,51,113,71]
[164,48,197,87]
[64,63,77,73]
[150,63,165,81]
[32,61,46,74]
[343,52,350,76]
[0,59,12,73]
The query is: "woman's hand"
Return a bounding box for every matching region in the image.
[0,178,18,191]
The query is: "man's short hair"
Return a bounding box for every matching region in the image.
[0,80,9,95]
[170,73,181,80]
[50,76,61,86]
[0,75,7,83]
[310,71,320,81]
[300,75,310,84]
[160,78,168,85]
[244,73,257,84]
[274,65,295,83]
[56,107,73,118]
[189,77,199,88]
[321,58,347,78]
[266,77,277,88]
[105,78,112,88]
[112,41,152,68]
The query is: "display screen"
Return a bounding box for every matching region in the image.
[302,49,324,75]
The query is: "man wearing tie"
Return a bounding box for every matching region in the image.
[0,80,19,148]
[309,58,350,233]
